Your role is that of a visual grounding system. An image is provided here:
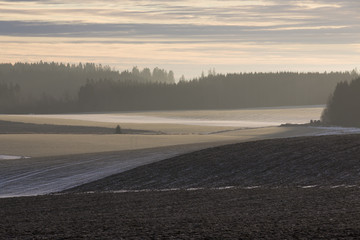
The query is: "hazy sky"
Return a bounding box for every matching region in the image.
[1,0,359,78]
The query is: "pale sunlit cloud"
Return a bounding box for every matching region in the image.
[0,0,359,78]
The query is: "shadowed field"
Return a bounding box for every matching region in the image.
[0,120,157,134]
[0,117,332,198]
[0,106,323,134]
[0,142,242,197]
[2,134,360,238]
[1,112,360,238]
[2,185,360,239]
[0,133,242,157]
[66,134,360,192]
[0,114,239,134]
[1,118,358,198]
[0,117,335,157]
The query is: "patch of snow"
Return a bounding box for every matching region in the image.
[217,186,236,190]
[330,184,358,189]
[299,185,318,189]
[244,186,260,189]
[48,184,360,197]
[2,144,232,198]
[312,126,360,136]
[0,155,30,160]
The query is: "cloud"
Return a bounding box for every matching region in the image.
[0,0,358,37]
[1,0,359,45]
[0,20,358,45]
[0,0,359,76]
[0,0,357,25]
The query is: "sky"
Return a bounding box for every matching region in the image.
[0,0,359,79]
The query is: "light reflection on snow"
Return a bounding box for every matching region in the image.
[312,126,360,136]
[23,105,325,128]
[0,155,30,160]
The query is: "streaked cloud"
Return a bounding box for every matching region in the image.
[0,0,359,77]
[1,20,358,46]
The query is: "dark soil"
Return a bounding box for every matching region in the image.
[4,134,360,239]
[1,187,360,239]
[0,120,159,134]
[66,134,360,192]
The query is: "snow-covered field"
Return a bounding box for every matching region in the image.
[4,105,324,128]
[311,126,360,136]
[0,142,240,198]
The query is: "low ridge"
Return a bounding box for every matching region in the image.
[65,134,360,193]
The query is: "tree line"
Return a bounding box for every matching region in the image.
[0,62,175,100]
[321,77,360,127]
[76,72,357,112]
[0,61,358,113]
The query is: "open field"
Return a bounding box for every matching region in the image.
[0,105,324,134]
[0,124,357,158]
[0,124,330,197]
[0,133,239,157]
[1,114,359,198]
[0,115,237,135]
[127,105,324,125]
[1,108,360,200]
[67,134,360,192]
[0,106,334,159]
[4,133,360,239]
[0,108,334,158]
[2,122,360,237]
[1,105,354,157]
[1,142,242,198]
[2,187,360,239]
[0,120,157,135]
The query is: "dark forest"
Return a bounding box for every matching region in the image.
[0,62,358,113]
[322,77,360,127]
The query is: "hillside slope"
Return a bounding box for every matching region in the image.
[66,134,360,192]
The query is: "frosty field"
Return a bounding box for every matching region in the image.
[1,105,359,197]
[0,105,325,130]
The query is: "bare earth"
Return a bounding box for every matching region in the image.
[1,187,360,239]
[1,134,360,239]
[2,116,360,239]
[66,134,360,192]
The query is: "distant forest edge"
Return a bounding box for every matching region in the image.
[322,77,360,128]
[0,62,359,113]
